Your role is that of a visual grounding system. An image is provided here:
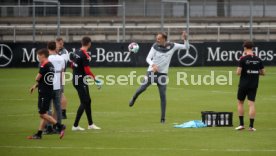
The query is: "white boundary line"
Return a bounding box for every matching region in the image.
[0,145,275,152]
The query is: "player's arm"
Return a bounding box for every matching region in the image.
[237,57,244,76]
[84,66,96,80]
[259,68,265,76]
[259,60,265,76]
[236,67,242,75]
[30,73,41,94]
[174,31,189,50]
[84,66,102,89]
[146,47,158,72]
[182,31,188,42]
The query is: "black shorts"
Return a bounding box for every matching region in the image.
[237,87,258,102]
[38,92,52,114]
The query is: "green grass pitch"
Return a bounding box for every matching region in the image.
[0,67,275,156]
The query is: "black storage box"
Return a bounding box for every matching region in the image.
[201,111,233,127]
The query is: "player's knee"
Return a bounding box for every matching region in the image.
[83,98,91,105]
[237,100,244,105]
[248,100,255,106]
[39,113,46,119]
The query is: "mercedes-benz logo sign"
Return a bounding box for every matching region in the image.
[177,44,198,66]
[0,44,13,67]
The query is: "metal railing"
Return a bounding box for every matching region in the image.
[1,0,276,17]
[1,25,275,43]
[1,1,276,42]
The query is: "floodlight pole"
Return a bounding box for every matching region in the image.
[186,0,190,41]
[161,2,164,32]
[32,2,35,42]
[122,0,126,42]
[57,1,60,37]
[249,1,253,41]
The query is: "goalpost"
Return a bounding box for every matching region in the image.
[32,0,61,42]
[161,0,190,41]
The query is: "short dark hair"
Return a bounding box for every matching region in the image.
[157,32,168,41]
[243,40,254,49]
[82,36,92,46]
[56,37,63,42]
[47,41,56,51]
[37,48,49,58]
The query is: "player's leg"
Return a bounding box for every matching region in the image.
[157,74,167,123]
[72,84,100,130]
[61,94,68,119]
[247,88,257,131]
[60,86,68,119]
[129,72,152,107]
[28,95,65,139]
[44,102,54,134]
[73,85,85,129]
[236,88,246,130]
[40,96,65,136]
[52,90,62,125]
[40,113,66,139]
[81,85,100,130]
[82,85,93,126]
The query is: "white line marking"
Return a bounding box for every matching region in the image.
[0,145,275,152]
[0,98,24,101]
[3,110,276,118]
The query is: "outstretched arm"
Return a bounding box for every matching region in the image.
[174,31,189,50]
[182,31,188,43]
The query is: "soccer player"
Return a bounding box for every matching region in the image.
[71,36,101,131]
[28,48,66,139]
[235,41,265,131]
[129,31,189,123]
[46,41,65,133]
[56,37,69,119]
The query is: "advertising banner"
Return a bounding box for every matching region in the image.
[0,42,275,68]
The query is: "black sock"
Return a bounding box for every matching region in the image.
[37,130,43,137]
[62,109,66,115]
[54,123,62,130]
[249,118,254,128]
[239,116,244,126]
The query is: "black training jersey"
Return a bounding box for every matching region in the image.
[38,61,54,93]
[71,49,90,77]
[238,54,264,89]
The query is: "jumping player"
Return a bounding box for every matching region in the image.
[235,41,265,131]
[28,48,66,139]
[129,31,189,123]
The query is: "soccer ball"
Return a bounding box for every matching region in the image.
[128,42,139,53]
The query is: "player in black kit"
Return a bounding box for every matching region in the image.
[235,41,265,132]
[28,48,66,139]
[71,37,101,131]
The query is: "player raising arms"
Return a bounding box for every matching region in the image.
[71,36,101,131]
[129,31,189,123]
[235,41,265,131]
[28,48,66,140]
